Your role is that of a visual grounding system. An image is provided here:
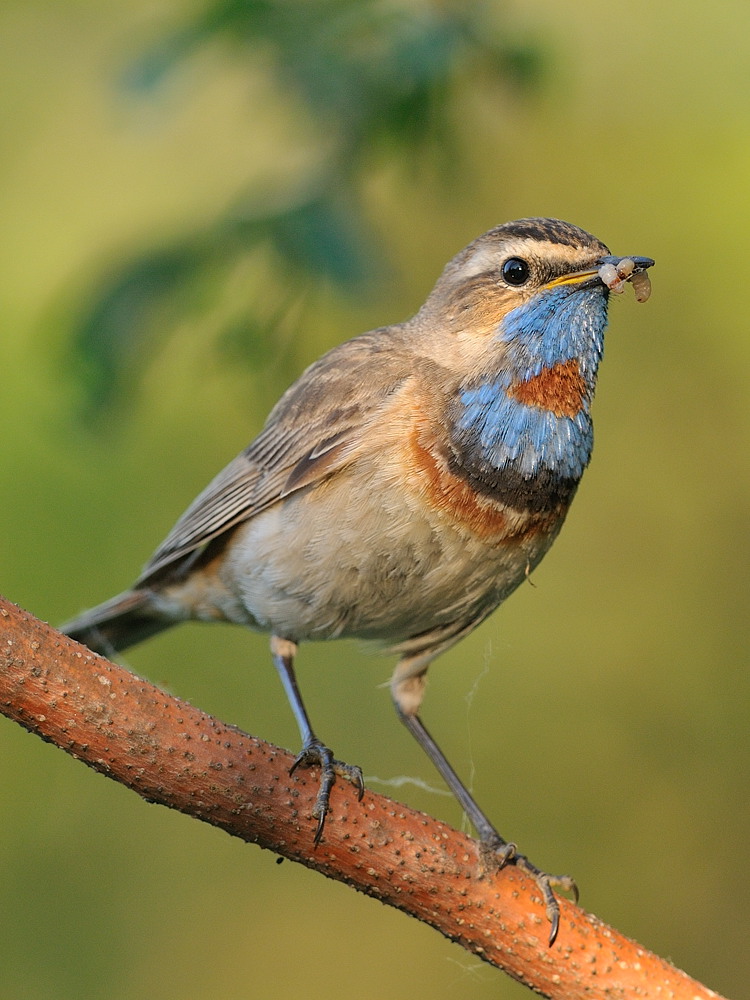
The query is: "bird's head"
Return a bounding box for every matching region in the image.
[417,217,653,380]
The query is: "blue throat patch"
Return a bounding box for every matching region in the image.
[451,285,609,489]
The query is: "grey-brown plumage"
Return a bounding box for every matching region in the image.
[61,218,654,944]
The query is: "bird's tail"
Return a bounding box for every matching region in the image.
[60,589,171,658]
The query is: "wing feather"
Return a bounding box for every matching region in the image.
[137,330,410,584]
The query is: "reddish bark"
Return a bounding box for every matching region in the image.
[0,595,727,1000]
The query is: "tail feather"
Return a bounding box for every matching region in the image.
[60,589,171,658]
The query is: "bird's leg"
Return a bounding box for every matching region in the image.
[271,636,364,844]
[394,697,577,946]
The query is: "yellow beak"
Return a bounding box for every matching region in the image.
[543,269,599,290]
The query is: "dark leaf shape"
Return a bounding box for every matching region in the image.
[69,0,545,423]
[70,245,210,421]
[262,196,375,287]
[69,195,378,420]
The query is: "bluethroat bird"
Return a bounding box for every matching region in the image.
[61,218,654,944]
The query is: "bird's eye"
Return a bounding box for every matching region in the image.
[502,257,531,286]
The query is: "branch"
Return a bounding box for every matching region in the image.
[0,595,727,1000]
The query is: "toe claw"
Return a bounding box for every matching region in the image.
[288,749,310,778]
[313,810,326,846]
[547,908,560,947]
[351,766,365,801]
[514,857,578,946]
[288,740,365,845]
[560,875,579,905]
[483,840,578,947]
[495,841,517,869]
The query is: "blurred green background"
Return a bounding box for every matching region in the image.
[2,1,749,998]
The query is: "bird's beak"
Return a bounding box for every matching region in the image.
[599,255,655,272]
[544,255,655,291]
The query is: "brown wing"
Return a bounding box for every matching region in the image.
[137,329,410,584]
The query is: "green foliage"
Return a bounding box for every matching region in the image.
[72,192,377,417]
[71,0,542,420]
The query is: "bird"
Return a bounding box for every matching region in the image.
[61,217,654,945]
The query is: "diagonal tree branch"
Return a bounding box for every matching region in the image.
[0,595,728,1000]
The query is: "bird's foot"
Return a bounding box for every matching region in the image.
[481,837,578,946]
[289,738,364,845]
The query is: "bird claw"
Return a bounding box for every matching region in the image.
[494,840,517,868]
[289,739,364,845]
[483,838,578,946]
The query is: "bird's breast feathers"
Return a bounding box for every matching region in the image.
[506,358,587,418]
[380,370,581,551]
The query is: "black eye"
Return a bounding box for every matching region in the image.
[502,257,530,286]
